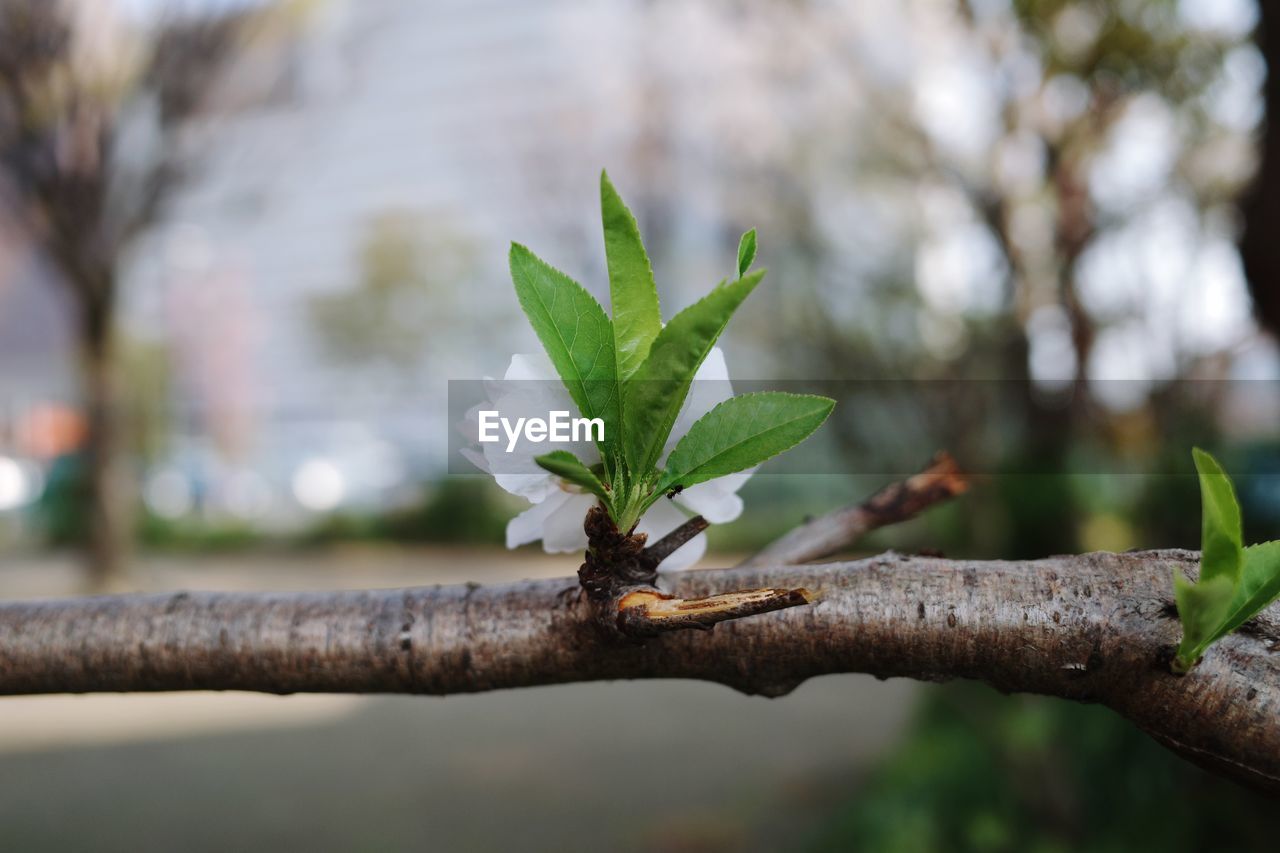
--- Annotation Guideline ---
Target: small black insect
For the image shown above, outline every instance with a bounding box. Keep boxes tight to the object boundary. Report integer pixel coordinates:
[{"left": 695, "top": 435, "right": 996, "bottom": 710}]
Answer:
[{"left": 666, "top": 485, "right": 684, "bottom": 499}]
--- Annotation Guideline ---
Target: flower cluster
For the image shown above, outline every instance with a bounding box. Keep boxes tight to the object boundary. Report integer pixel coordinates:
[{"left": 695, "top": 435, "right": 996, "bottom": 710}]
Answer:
[
  {"left": 465, "top": 348, "right": 750, "bottom": 570},
  {"left": 463, "top": 170, "right": 833, "bottom": 571}
]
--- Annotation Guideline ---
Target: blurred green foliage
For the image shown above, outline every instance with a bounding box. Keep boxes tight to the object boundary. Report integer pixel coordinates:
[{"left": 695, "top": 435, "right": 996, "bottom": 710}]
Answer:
[
  {"left": 40, "top": 476, "right": 516, "bottom": 553},
  {"left": 809, "top": 682, "right": 1280, "bottom": 853},
  {"left": 36, "top": 452, "right": 89, "bottom": 547},
  {"left": 138, "top": 513, "right": 262, "bottom": 552},
  {"left": 309, "top": 212, "right": 476, "bottom": 373},
  {"left": 302, "top": 477, "right": 512, "bottom": 546},
  {"left": 800, "top": 440, "right": 1280, "bottom": 848},
  {"left": 1013, "top": 0, "right": 1232, "bottom": 94}
]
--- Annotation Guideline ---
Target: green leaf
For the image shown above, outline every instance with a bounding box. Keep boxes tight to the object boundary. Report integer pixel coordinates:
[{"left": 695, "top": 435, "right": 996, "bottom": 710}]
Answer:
[
  {"left": 1216, "top": 540, "right": 1280, "bottom": 639},
  {"left": 508, "top": 243, "right": 619, "bottom": 461},
  {"left": 1193, "top": 448, "right": 1243, "bottom": 585},
  {"left": 655, "top": 393, "right": 834, "bottom": 499},
  {"left": 622, "top": 269, "right": 765, "bottom": 478},
  {"left": 736, "top": 228, "right": 757, "bottom": 278},
  {"left": 535, "top": 450, "right": 608, "bottom": 501},
  {"left": 1171, "top": 450, "right": 1278, "bottom": 673},
  {"left": 600, "top": 171, "right": 661, "bottom": 380},
  {"left": 1173, "top": 571, "right": 1237, "bottom": 673}
]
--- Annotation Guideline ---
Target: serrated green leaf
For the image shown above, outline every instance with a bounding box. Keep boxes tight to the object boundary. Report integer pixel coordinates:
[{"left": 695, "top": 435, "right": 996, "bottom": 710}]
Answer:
[
  {"left": 535, "top": 450, "right": 608, "bottom": 501},
  {"left": 1216, "top": 540, "right": 1280, "bottom": 639},
  {"left": 508, "top": 243, "right": 619, "bottom": 462},
  {"left": 1173, "top": 571, "right": 1236, "bottom": 673},
  {"left": 1172, "top": 450, "right": 1273, "bottom": 672},
  {"left": 1193, "top": 448, "right": 1242, "bottom": 585},
  {"left": 654, "top": 393, "right": 834, "bottom": 500},
  {"left": 736, "top": 228, "right": 757, "bottom": 278},
  {"left": 622, "top": 269, "right": 765, "bottom": 478},
  {"left": 601, "top": 171, "right": 661, "bottom": 380}
]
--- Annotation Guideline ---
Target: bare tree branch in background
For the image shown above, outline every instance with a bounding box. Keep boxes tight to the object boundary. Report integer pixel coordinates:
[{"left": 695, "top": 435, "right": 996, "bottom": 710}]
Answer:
[
  {"left": 741, "top": 451, "right": 967, "bottom": 568},
  {"left": 0, "top": 1, "right": 255, "bottom": 585}
]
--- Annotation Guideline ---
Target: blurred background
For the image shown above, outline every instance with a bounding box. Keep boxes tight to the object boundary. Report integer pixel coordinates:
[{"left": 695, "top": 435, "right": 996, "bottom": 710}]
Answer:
[{"left": 1, "top": 0, "right": 1280, "bottom": 850}]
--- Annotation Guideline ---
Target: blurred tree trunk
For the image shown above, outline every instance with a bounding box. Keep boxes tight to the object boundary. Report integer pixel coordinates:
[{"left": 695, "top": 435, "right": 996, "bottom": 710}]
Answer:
[
  {"left": 0, "top": 3, "right": 261, "bottom": 585},
  {"left": 1241, "top": 2, "right": 1280, "bottom": 338},
  {"left": 79, "top": 283, "right": 129, "bottom": 586}
]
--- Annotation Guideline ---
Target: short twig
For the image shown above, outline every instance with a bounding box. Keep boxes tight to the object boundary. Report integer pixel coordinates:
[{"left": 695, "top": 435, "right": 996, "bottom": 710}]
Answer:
[
  {"left": 740, "top": 451, "right": 968, "bottom": 568},
  {"left": 641, "top": 515, "right": 709, "bottom": 570}
]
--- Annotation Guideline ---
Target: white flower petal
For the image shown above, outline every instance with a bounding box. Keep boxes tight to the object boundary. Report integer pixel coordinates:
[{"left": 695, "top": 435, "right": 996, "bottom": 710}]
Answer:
[
  {"left": 459, "top": 447, "right": 490, "bottom": 474},
  {"left": 460, "top": 403, "right": 483, "bottom": 438},
  {"left": 468, "top": 361, "right": 559, "bottom": 499},
  {"left": 674, "top": 483, "right": 744, "bottom": 524},
  {"left": 482, "top": 352, "right": 598, "bottom": 500},
  {"left": 635, "top": 496, "right": 687, "bottom": 539},
  {"left": 483, "top": 343, "right": 754, "bottom": 561},
  {"left": 663, "top": 346, "right": 734, "bottom": 461},
  {"left": 694, "top": 346, "right": 731, "bottom": 382},
  {"left": 493, "top": 471, "right": 559, "bottom": 502},
  {"left": 541, "top": 493, "right": 596, "bottom": 552},
  {"left": 710, "top": 469, "right": 754, "bottom": 495},
  {"left": 504, "top": 353, "right": 557, "bottom": 381},
  {"left": 658, "top": 531, "right": 706, "bottom": 572},
  {"left": 506, "top": 491, "right": 573, "bottom": 549}
]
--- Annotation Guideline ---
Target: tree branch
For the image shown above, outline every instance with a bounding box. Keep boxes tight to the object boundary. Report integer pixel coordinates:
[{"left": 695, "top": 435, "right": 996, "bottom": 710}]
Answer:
[
  {"left": 617, "top": 452, "right": 967, "bottom": 636},
  {"left": 617, "top": 586, "right": 812, "bottom": 635},
  {"left": 642, "top": 514, "right": 709, "bottom": 569},
  {"left": 581, "top": 506, "right": 811, "bottom": 636},
  {"left": 740, "top": 451, "right": 968, "bottom": 567},
  {"left": 1, "top": 550, "right": 1278, "bottom": 794}
]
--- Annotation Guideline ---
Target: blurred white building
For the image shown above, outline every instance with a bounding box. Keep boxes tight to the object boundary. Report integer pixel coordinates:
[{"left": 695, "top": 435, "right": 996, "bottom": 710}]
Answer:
[
  {"left": 120, "top": 0, "right": 775, "bottom": 522},
  {"left": 116, "top": 0, "right": 681, "bottom": 520},
  {"left": 1, "top": 0, "right": 1272, "bottom": 525}
]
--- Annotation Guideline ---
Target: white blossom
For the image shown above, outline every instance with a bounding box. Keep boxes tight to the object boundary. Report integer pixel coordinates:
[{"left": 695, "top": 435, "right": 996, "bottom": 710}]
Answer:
[{"left": 464, "top": 348, "right": 751, "bottom": 571}]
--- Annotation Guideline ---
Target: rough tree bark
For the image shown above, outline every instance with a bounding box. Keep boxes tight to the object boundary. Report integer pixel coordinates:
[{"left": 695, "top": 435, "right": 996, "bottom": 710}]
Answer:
[
  {"left": 0, "top": 549, "right": 1276, "bottom": 795},
  {"left": 0, "top": 454, "right": 1276, "bottom": 796}
]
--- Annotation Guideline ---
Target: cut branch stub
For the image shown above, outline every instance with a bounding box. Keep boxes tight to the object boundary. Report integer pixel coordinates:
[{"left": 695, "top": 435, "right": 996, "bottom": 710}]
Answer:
[
  {"left": 579, "top": 505, "right": 810, "bottom": 637},
  {"left": 617, "top": 587, "right": 814, "bottom": 636}
]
